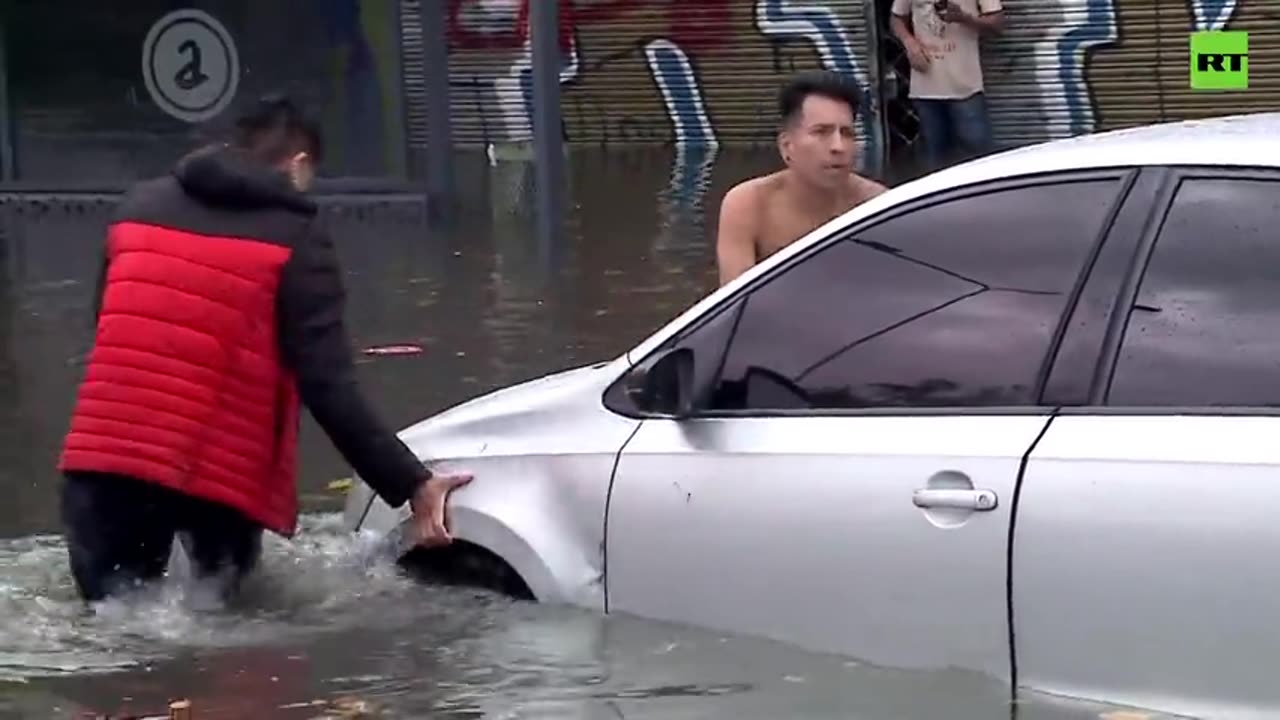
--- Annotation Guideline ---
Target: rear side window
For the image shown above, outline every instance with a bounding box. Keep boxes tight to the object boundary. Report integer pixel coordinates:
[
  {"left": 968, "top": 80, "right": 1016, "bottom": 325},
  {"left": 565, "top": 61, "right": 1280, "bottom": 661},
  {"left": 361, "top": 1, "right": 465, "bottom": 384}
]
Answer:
[{"left": 1108, "top": 177, "right": 1280, "bottom": 407}]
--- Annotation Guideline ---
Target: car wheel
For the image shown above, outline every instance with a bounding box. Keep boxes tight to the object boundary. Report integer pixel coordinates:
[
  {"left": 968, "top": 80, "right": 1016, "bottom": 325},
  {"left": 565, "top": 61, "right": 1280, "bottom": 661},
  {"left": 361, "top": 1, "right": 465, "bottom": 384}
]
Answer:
[{"left": 397, "top": 540, "right": 536, "bottom": 601}]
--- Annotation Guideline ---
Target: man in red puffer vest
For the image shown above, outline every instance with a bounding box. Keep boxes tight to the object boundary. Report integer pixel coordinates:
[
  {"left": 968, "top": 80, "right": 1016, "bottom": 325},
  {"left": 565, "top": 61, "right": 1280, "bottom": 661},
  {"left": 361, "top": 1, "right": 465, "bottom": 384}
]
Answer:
[{"left": 58, "top": 94, "right": 473, "bottom": 603}]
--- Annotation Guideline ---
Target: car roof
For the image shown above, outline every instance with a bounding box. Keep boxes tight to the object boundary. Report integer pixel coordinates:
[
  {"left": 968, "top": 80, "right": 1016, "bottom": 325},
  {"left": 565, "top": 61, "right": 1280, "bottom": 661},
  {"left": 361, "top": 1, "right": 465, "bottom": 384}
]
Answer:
[
  {"left": 623, "top": 111, "right": 1280, "bottom": 365},
  {"left": 930, "top": 110, "right": 1280, "bottom": 187}
]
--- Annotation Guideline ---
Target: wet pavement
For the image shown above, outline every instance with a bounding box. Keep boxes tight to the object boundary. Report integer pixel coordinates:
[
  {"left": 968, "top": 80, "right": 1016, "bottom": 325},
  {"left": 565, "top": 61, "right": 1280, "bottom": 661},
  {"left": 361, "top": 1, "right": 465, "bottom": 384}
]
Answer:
[{"left": 0, "top": 148, "right": 1162, "bottom": 718}]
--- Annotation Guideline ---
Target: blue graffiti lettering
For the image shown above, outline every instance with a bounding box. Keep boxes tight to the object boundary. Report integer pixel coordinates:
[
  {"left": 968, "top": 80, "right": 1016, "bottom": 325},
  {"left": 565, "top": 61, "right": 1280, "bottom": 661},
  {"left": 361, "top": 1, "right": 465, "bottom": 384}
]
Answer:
[
  {"left": 1189, "top": 0, "right": 1239, "bottom": 31},
  {"left": 1056, "top": 0, "right": 1118, "bottom": 136},
  {"left": 643, "top": 39, "right": 717, "bottom": 148}
]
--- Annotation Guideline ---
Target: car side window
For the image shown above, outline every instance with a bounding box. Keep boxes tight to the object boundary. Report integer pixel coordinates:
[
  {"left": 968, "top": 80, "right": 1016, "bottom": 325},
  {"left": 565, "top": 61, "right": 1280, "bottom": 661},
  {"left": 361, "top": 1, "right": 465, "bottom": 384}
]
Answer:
[
  {"left": 696, "top": 178, "right": 1124, "bottom": 411},
  {"left": 1107, "top": 177, "right": 1280, "bottom": 407}
]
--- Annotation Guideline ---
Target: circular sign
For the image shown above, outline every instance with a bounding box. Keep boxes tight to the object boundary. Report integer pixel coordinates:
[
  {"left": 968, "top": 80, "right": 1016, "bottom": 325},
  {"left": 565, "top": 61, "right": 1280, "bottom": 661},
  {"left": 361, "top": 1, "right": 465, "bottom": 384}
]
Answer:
[{"left": 140, "top": 9, "right": 239, "bottom": 123}]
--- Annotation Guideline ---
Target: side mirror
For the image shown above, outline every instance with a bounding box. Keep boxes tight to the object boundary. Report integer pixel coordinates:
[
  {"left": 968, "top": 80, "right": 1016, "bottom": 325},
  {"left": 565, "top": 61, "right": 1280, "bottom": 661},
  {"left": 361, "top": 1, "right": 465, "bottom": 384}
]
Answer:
[{"left": 625, "top": 347, "right": 695, "bottom": 418}]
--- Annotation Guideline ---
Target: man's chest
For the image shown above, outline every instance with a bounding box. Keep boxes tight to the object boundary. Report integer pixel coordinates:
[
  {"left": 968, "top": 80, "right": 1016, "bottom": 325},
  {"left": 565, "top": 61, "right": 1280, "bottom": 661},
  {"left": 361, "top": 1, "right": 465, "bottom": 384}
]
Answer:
[
  {"left": 910, "top": 0, "right": 981, "bottom": 15},
  {"left": 757, "top": 205, "right": 841, "bottom": 259}
]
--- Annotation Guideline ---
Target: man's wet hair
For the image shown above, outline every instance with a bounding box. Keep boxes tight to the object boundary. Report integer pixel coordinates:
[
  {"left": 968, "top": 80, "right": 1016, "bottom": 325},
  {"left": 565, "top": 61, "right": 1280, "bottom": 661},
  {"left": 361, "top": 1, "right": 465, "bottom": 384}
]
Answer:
[
  {"left": 778, "top": 71, "right": 863, "bottom": 127},
  {"left": 231, "top": 93, "right": 324, "bottom": 165}
]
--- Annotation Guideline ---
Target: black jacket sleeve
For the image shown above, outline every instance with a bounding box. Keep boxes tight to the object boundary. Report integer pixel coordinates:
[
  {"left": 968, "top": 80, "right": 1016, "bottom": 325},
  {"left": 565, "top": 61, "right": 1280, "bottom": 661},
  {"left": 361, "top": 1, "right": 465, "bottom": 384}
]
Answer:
[{"left": 276, "top": 219, "right": 431, "bottom": 508}]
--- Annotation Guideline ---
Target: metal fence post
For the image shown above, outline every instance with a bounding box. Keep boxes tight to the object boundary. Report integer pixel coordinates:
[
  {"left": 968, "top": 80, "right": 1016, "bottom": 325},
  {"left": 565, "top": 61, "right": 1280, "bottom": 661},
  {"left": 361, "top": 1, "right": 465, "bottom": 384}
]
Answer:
[{"left": 530, "top": 0, "right": 564, "bottom": 259}]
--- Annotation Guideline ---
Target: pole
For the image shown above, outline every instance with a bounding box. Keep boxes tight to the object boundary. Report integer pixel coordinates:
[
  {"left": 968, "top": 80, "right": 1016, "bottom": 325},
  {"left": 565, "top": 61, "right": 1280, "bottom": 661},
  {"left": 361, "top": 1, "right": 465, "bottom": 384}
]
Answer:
[
  {"left": 0, "top": 23, "right": 15, "bottom": 181},
  {"left": 419, "top": 0, "right": 455, "bottom": 223},
  {"left": 863, "top": 0, "right": 889, "bottom": 181},
  {"left": 529, "top": 0, "right": 564, "bottom": 258}
]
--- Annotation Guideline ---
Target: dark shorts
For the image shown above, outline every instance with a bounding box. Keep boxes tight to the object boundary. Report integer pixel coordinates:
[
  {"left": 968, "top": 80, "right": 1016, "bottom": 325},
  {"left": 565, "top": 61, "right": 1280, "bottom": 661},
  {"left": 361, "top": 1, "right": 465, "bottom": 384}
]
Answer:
[{"left": 60, "top": 471, "right": 263, "bottom": 603}]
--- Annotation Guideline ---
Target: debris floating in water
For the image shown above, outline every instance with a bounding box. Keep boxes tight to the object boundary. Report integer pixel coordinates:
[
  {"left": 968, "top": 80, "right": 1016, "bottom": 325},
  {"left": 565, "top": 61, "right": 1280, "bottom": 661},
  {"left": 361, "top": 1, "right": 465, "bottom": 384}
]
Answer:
[
  {"left": 361, "top": 344, "right": 424, "bottom": 357},
  {"left": 89, "top": 698, "right": 193, "bottom": 720},
  {"left": 328, "top": 696, "right": 379, "bottom": 717}
]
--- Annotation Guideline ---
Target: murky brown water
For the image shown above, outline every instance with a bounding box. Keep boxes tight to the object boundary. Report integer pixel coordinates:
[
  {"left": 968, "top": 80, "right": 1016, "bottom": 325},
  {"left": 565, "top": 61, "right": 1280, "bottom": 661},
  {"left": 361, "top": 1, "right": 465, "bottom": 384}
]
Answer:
[
  {"left": 0, "top": 147, "right": 747, "bottom": 537},
  {"left": 0, "top": 149, "right": 1157, "bottom": 718}
]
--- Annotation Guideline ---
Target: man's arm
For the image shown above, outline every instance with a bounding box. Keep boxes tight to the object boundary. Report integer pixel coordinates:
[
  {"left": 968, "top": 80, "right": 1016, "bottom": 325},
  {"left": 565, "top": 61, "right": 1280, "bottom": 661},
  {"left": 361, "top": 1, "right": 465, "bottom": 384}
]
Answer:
[
  {"left": 276, "top": 221, "right": 429, "bottom": 509},
  {"left": 888, "top": 1, "right": 931, "bottom": 71},
  {"left": 716, "top": 182, "right": 760, "bottom": 287},
  {"left": 960, "top": 10, "right": 1006, "bottom": 33},
  {"left": 948, "top": 0, "right": 1006, "bottom": 34},
  {"left": 889, "top": 13, "right": 914, "bottom": 46}
]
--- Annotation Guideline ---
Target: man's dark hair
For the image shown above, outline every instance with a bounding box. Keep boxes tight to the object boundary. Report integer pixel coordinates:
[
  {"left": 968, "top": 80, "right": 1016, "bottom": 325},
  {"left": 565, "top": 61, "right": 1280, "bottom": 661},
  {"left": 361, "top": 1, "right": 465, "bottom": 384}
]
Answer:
[
  {"left": 231, "top": 93, "right": 325, "bottom": 165},
  {"left": 778, "top": 71, "right": 863, "bottom": 127}
]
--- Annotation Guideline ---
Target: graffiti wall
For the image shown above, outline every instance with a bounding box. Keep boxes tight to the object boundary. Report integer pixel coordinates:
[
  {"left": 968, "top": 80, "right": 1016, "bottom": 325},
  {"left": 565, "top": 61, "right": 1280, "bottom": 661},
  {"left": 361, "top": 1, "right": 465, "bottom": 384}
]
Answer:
[
  {"left": 987, "top": 0, "right": 1278, "bottom": 146},
  {"left": 444, "top": 0, "right": 884, "bottom": 171},
  {"left": 1, "top": 0, "right": 1273, "bottom": 187},
  {"left": 440, "top": 0, "right": 1279, "bottom": 171}
]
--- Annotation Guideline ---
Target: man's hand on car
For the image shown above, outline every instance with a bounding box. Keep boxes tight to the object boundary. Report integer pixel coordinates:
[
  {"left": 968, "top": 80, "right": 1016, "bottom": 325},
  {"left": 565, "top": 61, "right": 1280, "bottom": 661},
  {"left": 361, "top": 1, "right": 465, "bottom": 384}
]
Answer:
[{"left": 409, "top": 471, "right": 474, "bottom": 548}]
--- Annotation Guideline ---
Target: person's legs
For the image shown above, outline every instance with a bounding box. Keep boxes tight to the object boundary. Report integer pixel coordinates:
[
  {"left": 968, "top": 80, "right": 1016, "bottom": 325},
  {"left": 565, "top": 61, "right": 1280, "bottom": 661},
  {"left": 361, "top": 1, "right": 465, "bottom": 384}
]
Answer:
[
  {"left": 911, "top": 98, "right": 953, "bottom": 173},
  {"left": 950, "top": 92, "right": 995, "bottom": 162},
  {"left": 180, "top": 496, "right": 263, "bottom": 603},
  {"left": 60, "top": 472, "right": 176, "bottom": 602}
]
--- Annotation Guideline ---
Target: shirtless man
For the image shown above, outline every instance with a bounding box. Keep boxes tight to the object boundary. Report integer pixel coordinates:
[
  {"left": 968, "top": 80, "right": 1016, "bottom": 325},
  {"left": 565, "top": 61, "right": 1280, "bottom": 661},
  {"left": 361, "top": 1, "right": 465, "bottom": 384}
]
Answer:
[{"left": 716, "top": 71, "right": 888, "bottom": 286}]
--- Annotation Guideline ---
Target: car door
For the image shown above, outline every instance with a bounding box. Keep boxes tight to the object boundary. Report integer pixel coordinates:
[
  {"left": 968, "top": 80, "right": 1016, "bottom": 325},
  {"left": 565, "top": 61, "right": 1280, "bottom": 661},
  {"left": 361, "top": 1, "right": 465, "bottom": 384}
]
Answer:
[
  {"left": 603, "top": 168, "right": 1138, "bottom": 681},
  {"left": 1015, "top": 168, "right": 1280, "bottom": 718}
]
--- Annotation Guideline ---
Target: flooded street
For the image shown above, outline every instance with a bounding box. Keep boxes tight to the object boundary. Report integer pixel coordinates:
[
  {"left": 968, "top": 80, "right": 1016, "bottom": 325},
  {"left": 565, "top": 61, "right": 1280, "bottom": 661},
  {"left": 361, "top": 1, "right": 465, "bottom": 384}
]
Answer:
[
  {"left": 0, "top": 147, "right": 753, "bottom": 538},
  {"left": 0, "top": 148, "right": 1152, "bottom": 718},
  {"left": 0, "top": 516, "right": 1143, "bottom": 720}
]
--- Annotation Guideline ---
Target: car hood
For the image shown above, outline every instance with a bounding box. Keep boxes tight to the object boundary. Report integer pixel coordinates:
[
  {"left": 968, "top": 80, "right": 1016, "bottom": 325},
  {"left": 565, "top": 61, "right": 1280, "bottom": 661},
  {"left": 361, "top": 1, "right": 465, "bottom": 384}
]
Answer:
[{"left": 397, "top": 359, "right": 624, "bottom": 453}]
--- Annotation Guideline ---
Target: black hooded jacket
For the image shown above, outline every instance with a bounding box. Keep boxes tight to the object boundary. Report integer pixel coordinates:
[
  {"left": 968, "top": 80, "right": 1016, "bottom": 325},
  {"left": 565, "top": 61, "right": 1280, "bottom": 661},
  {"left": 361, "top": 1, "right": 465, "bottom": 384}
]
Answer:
[{"left": 87, "top": 144, "right": 431, "bottom": 512}]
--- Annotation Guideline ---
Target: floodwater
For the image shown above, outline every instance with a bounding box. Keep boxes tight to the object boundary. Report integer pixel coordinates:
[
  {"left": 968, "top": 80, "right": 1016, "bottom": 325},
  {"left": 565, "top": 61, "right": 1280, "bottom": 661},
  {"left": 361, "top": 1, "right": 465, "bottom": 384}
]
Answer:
[{"left": 0, "top": 148, "right": 1166, "bottom": 718}]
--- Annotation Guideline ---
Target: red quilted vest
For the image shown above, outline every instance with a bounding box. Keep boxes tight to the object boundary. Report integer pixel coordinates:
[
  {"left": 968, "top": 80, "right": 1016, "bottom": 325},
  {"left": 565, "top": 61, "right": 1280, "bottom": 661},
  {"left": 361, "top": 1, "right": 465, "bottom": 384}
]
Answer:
[{"left": 59, "top": 220, "right": 303, "bottom": 537}]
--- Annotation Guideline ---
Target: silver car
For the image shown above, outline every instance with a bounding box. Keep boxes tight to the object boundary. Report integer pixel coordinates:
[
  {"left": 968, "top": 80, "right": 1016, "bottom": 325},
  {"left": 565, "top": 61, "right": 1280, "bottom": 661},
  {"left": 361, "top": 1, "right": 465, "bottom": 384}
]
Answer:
[{"left": 345, "top": 111, "right": 1280, "bottom": 719}]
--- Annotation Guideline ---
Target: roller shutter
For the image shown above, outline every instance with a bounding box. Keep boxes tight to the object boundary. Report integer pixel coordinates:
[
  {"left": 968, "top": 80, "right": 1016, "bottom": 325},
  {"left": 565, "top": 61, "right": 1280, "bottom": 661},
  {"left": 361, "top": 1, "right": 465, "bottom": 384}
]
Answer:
[
  {"left": 980, "top": 0, "right": 1080, "bottom": 148},
  {"left": 439, "top": 0, "right": 882, "bottom": 163},
  {"left": 983, "top": 0, "right": 1278, "bottom": 150},
  {"left": 1082, "top": 0, "right": 1278, "bottom": 131},
  {"left": 408, "top": 1, "right": 1277, "bottom": 162},
  {"left": 399, "top": 0, "right": 431, "bottom": 152}
]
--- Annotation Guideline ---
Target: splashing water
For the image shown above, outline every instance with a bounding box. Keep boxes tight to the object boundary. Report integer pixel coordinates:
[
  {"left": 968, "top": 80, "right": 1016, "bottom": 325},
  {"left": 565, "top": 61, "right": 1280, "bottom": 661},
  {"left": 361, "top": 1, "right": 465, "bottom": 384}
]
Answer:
[
  {"left": 0, "top": 516, "right": 1183, "bottom": 719},
  {"left": 0, "top": 513, "right": 417, "bottom": 682}
]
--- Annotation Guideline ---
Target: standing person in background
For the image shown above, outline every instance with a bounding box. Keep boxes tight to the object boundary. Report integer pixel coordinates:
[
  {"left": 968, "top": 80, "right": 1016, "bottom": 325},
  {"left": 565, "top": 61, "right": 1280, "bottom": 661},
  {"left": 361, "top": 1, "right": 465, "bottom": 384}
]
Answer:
[
  {"left": 57, "top": 94, "right": 474, "bottom": 604},
  {"left": 716, "top": 71, "right": 887, "bottom": 287},
  {"left": 890, "top": 0, "right": 1006, "bottom": 172}
]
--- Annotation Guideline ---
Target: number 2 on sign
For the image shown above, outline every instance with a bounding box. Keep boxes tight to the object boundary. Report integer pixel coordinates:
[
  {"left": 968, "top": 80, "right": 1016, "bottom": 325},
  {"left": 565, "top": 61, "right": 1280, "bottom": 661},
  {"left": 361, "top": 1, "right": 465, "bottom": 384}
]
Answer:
[{"left": 174, "top": 39, "right": 209, "bottom": 91}]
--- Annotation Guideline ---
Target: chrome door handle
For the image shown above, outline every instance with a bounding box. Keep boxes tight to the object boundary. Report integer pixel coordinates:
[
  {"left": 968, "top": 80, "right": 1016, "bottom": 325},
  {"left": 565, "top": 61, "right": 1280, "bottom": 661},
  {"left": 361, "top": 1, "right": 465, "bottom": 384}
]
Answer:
[{"left": 912, "top": 488, "right": 998, "bottom": 511}]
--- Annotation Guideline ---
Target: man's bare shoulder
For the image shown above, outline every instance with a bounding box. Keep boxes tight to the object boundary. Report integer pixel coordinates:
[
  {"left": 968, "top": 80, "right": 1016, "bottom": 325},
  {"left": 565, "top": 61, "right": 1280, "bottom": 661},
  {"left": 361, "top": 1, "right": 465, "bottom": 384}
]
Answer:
[
  {"left": 849, "top": 173, "right": 889, "bottom": 203},
  {"left": 723, "top": 172, "right": 785, "bottom": 207},
  {"left": 717, "top": 174, "right": 785, "bottom": 284}
]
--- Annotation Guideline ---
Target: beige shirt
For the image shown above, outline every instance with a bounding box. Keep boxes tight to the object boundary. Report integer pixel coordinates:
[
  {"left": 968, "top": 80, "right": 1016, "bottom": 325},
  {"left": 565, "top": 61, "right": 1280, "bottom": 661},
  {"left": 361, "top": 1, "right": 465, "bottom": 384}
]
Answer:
[{"left": 891, "top": 0, "right": 1002, "bottom": 100}]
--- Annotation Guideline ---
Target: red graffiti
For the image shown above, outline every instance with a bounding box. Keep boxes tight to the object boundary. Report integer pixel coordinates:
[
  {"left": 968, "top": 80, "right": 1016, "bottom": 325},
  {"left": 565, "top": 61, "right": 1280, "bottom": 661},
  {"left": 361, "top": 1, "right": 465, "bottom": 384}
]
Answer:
[
  {"left": 668, "top": 0, "right": 732, "bottom": 52},
  {"left": 447, "top": 0, "right": 609, "bottom": 52},
  {"left": 446, "top": 0, "right": 536, "bottom": 50},
  {"left": 446, "top": 0, "right": 731, "bottom": 53}
]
